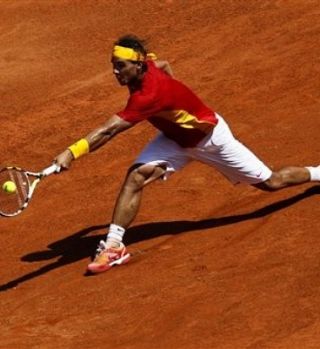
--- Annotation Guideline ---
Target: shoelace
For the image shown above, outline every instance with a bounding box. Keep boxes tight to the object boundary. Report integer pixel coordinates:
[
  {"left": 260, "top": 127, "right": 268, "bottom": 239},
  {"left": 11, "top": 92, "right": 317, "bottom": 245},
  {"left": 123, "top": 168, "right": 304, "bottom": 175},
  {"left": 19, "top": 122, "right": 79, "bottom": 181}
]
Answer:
[
  {"left": 95, "top": 240, "right": 122, "bottom": 261},
  {"left": 96, "top": 240, "right": 107, "bottom": 254}
]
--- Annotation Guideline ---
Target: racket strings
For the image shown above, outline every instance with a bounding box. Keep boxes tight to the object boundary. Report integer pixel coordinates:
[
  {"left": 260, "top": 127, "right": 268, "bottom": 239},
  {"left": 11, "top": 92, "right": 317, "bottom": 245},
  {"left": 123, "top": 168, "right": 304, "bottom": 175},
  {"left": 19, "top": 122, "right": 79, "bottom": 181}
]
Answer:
[
  {"left": 0, "top": 168, "right": 30, "bottom": 216},
  {"left": 14, "top": 170, "right": 28, "bottom": 203}
]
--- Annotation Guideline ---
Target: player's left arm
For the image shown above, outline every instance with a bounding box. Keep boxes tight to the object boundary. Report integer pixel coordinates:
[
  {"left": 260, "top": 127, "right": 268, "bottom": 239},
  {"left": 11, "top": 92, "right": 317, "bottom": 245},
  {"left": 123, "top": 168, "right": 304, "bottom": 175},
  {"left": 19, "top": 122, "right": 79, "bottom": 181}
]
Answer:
[
  {"left": 154, "top": 60, "right": 174, "bottom": 77},
  {"left": 55, "top": 114, "right": 133, "bottom": 169}
]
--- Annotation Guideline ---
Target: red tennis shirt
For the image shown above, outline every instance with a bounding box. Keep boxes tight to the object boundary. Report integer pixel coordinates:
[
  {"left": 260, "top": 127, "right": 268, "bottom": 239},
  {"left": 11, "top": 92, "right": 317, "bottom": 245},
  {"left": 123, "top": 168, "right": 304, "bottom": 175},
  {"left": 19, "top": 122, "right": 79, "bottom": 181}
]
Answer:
[{"left": 117, "top": 60, "right": 218, "bottom": 148}]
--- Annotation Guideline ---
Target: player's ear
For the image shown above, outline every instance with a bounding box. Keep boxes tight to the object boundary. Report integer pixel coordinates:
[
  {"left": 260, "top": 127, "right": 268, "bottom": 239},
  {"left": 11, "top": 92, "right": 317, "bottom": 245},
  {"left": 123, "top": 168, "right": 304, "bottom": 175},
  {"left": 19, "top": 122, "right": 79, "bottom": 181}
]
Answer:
[{"left": 137, "top": 62, "right": 143, "bottom": 72}]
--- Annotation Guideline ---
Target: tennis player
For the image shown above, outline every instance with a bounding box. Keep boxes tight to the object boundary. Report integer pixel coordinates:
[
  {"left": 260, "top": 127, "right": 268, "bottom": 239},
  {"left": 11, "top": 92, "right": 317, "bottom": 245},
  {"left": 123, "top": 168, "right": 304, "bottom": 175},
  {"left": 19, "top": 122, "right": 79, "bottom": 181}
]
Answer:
[{"left": 55, "top": 34, "right": 320, "bottom": 273}]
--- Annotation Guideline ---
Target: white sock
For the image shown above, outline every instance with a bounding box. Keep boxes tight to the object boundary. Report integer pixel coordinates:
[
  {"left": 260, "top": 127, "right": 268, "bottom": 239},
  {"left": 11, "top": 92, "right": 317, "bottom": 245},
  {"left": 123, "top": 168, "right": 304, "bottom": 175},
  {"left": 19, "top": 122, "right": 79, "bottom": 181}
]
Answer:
[
  {"left": 306, "top": 166, "right": 320, "bottom": 181},
  {"left": 106, "top": 224, "right": 125, "bottom": 244}
]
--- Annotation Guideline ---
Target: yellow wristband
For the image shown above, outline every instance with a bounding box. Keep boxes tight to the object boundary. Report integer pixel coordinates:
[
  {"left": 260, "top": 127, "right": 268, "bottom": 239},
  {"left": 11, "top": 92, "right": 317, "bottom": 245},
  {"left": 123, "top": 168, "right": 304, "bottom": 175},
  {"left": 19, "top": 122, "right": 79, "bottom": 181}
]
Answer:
[{"left": 68, "top": 138, "right": 89, "bottom": 159}]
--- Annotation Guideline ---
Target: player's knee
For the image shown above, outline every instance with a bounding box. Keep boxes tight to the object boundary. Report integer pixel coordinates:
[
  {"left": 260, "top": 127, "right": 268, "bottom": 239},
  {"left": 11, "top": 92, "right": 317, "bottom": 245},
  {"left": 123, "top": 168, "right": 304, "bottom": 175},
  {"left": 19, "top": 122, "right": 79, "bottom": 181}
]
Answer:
[
  {"left": 125, "top": 164, "right": 165, "bottom": 190},
  {"left": 257, "top": 172, "right": 284, "bottom": 191},
  {"left": 125, "top": 166, "right": 146, "bottom": 190}
]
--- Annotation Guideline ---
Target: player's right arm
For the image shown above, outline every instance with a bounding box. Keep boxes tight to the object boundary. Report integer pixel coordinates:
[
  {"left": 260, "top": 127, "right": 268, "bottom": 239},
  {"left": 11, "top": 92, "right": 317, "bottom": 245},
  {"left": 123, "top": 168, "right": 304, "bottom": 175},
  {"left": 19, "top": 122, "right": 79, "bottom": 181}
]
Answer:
[
  {"left": 55, "top": 114, "right": 133, "bottom": 169},
  {"left": 154, "top": 60, "right": 174, "bottom": 77},
  {"left": 86, "top": 114, "right": 132, "bottom": 151}
]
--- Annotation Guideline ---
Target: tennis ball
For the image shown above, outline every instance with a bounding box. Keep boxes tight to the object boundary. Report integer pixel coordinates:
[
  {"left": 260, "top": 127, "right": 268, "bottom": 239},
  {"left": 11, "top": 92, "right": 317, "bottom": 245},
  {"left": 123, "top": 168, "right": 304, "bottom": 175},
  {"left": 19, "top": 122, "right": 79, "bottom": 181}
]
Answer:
[{"left": 2, "top": 181, "right": 17, "bottom": 194}]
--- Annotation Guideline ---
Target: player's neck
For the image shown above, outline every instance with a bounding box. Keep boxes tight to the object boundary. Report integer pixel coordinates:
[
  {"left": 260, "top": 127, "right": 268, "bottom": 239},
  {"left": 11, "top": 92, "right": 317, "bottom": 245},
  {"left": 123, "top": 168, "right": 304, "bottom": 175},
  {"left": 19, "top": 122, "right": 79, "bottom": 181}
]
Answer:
[{"left": 128, "top": 72, "right": 145, "bottom": 92}]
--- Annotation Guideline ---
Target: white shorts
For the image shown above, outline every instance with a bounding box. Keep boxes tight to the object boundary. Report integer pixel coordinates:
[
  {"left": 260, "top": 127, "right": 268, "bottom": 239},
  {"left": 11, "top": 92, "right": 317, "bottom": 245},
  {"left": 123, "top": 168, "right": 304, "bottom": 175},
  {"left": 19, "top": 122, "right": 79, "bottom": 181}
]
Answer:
[{"left": 134, "top": 114, "right": 272, "bottom": 184}]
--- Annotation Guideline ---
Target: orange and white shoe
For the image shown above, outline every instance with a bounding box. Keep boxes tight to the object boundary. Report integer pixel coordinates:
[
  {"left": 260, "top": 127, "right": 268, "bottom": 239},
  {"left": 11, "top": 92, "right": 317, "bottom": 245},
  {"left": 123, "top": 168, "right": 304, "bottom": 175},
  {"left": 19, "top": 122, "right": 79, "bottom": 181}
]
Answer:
[{"left": 87, "top": 240, "right": 130, "bottom": 274}]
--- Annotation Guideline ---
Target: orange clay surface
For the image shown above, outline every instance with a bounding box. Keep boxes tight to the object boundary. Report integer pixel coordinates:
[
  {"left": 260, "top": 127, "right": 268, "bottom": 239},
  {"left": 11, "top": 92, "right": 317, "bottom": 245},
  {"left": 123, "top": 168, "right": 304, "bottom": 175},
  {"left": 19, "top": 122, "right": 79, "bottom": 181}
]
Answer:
[{"left": 0, "top": 1, "right": 320, "bottom": 348}]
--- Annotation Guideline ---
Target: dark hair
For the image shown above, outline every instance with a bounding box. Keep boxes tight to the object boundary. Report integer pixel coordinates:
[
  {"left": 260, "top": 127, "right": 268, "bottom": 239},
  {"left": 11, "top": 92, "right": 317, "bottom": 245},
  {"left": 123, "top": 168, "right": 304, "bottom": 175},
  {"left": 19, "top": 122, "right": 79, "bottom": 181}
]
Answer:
[{"left": 114, "top": 34, "right": 148, "bottom": 56}]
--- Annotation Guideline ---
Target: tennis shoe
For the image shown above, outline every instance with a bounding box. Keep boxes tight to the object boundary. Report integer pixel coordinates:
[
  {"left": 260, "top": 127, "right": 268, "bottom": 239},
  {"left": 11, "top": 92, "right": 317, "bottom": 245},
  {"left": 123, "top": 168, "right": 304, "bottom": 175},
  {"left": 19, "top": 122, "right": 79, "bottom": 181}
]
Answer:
[{"left": 87, "top": 240, "right": 130, "bottom": 274}]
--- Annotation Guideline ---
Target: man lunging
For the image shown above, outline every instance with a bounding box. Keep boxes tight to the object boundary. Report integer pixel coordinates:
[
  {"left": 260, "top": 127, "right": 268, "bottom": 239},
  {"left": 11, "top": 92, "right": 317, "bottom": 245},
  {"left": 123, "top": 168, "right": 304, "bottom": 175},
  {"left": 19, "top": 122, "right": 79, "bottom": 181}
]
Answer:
[{"left": 55, "top": 35, "right": 320, "bottom": 273}]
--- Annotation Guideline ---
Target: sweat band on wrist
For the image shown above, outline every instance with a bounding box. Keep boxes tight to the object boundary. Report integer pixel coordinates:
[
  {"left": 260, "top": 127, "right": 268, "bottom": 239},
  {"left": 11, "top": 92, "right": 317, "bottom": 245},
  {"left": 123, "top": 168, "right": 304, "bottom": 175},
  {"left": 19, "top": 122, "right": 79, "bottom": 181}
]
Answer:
[{"left": 68, "top": 138, "right": 89, "bottom": 159}]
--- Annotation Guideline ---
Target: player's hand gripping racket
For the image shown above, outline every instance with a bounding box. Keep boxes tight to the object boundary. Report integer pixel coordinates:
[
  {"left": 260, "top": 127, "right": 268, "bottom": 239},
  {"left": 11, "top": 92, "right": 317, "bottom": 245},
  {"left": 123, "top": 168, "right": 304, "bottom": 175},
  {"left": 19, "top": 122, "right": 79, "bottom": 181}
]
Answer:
[{"left": 0, "top": 163, "right": 60, "bottom": 217}]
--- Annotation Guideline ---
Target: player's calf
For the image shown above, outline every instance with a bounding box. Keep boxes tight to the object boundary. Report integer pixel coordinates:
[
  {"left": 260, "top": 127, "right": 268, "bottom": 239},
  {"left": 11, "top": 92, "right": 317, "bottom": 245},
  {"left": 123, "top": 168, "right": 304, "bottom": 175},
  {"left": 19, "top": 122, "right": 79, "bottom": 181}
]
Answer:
[{"left": 256, "top": 166, "right": 316, "bottom": 191}]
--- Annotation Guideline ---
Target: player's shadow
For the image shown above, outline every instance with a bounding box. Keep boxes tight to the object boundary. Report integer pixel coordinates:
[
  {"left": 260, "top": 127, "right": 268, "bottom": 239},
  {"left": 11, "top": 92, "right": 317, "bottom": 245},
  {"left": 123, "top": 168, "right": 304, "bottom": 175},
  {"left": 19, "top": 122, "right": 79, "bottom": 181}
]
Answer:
[{"left": 0, "top": 185, "right": 319, "bottom": 292}]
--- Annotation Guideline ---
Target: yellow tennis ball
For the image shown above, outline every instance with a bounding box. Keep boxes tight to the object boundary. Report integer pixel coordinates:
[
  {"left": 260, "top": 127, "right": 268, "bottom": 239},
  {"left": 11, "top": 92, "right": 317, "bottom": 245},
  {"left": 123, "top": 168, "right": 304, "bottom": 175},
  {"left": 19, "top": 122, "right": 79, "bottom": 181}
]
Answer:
[{"left": 2, "top": 181, "right": 17, "bottom": 194}]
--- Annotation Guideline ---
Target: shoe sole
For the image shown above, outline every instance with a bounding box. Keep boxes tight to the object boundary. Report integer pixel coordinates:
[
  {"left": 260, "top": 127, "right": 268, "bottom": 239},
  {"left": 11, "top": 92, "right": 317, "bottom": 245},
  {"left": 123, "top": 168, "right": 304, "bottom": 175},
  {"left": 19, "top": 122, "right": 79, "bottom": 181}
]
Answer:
[{"left": 87, "top": 253, "right": 131, "bottom": 274}]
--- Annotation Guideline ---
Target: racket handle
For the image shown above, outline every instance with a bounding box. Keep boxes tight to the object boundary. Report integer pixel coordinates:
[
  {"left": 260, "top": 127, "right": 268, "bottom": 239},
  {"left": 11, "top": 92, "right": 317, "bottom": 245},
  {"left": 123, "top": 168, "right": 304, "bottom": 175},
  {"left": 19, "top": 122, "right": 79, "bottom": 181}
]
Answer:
[{"left": 42, "top": 163, "right": 61, "bottom": 176}]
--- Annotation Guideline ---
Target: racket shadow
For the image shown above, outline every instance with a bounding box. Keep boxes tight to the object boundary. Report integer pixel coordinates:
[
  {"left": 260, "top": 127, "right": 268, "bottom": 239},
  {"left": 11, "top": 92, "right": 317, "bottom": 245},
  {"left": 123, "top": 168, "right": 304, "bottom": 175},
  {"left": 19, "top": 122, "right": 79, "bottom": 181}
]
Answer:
[
  {"left": 0, "top": 185, "right": 319, "bottom": 292},
  {"left": 0, "top": 225, "right": 107, "bottom": 292}
]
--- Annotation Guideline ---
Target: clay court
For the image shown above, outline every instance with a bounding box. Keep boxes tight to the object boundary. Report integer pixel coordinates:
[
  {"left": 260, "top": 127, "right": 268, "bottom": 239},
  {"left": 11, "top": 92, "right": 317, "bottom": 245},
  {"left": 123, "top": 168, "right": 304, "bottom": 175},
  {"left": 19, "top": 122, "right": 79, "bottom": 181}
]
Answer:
[{"left": 0, "top": 1, "right": 319, "bottom": 348}]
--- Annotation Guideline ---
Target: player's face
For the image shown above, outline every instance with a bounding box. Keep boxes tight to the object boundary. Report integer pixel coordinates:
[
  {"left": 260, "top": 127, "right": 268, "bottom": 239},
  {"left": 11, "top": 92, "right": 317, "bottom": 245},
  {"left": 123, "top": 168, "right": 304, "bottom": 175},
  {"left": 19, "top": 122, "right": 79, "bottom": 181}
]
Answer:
[{"left": 112, "top": 57, "right": 141, "bottom": 86}]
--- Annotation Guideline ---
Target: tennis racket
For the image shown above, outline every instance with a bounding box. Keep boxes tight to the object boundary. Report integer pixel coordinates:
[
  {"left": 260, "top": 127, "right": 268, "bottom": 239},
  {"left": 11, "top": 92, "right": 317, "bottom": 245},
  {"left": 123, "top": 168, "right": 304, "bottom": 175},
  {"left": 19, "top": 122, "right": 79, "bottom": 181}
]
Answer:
[{"left": 0, "top": 163, "right": 61, "bottom": 217}]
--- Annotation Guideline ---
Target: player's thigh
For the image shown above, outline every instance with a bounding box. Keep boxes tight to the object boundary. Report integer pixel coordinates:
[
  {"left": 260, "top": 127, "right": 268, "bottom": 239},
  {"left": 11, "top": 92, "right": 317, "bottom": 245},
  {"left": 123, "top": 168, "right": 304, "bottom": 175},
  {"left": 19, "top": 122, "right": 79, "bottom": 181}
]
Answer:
[
  {"left": 190, "top": 114, "right": 271, "bottom": 184},
  {"left": 134, "top": 133, "right": 191, "bottom": 180},
  {"left": 197, "top": 139, "right": 272, "bottom": 184}
]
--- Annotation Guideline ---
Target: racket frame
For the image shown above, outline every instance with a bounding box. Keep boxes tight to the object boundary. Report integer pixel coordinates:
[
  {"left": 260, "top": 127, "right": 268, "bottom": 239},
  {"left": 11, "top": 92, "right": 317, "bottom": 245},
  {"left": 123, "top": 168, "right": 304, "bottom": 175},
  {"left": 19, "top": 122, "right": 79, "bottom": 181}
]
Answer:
[{"left": 0, "top": 163, "right": 60, "bottom": 217}]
